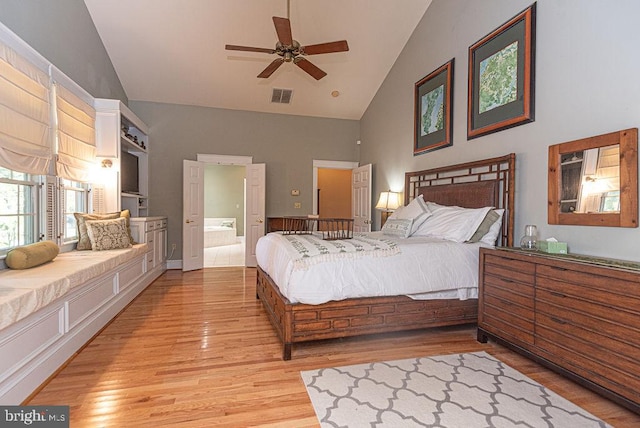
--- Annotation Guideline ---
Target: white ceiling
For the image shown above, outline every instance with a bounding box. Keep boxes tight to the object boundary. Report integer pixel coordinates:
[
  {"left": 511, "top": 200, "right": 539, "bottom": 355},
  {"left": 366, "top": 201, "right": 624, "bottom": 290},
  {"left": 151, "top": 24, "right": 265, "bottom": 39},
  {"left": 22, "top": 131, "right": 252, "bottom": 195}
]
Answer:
[{"left": 84, "top": 0, "right": 431, "bottom": 120}]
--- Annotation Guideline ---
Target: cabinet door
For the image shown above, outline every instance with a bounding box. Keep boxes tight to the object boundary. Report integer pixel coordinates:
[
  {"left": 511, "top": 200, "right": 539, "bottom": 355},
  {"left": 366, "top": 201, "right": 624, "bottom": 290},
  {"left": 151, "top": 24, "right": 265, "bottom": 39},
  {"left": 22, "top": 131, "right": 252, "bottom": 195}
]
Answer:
[
  {"left": 145, "top": 231, "right": 155, "bottom": 267},
  {"left": 155, "top": 227, "right": 167, "bottom": 264},
  {"left": 479, "top": 250, "right": 535, "bottom": 346}
]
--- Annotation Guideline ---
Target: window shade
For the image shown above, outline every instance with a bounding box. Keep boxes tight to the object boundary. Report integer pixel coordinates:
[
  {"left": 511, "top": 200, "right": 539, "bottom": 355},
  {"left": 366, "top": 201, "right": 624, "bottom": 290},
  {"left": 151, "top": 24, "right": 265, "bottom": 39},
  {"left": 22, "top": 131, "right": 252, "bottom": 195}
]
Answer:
[
  {"left": 55, "top": 84, "right": 96, "bottom": 182},
  {"left": 0, "top": 40, "right": 51, "bottom": 175}
]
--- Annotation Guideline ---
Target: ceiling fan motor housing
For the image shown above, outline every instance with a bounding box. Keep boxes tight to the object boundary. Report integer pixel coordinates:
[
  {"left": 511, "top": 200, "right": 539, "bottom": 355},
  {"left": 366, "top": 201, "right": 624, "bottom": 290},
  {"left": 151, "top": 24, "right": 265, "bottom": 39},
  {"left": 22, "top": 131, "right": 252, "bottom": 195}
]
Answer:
[{"left": 276, "top": 40, "right": 301, "bottom": 62}]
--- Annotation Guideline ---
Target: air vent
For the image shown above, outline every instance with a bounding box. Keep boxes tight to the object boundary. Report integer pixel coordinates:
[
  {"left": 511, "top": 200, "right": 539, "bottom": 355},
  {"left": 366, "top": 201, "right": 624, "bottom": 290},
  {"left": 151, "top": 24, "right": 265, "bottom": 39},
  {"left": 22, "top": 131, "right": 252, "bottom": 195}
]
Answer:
[{"left": 271, "top": 88, "right": 293, "bottom": 104}]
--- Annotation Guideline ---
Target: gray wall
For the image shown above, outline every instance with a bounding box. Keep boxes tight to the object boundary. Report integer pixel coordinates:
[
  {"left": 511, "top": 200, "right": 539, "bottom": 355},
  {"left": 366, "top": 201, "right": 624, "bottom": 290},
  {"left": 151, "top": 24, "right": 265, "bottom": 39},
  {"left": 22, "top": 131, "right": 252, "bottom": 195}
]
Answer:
[
  {"left": 5, "top": 0, "right": 638, "bottom": 262},
  {"left": 0, "top": 0, "right": 127, "bottom": 103},
  {"left": 204, "top": 165, "right": 246, "bottom": 236},
  {"left": 361, "top": 0, "right": 640, "bottom": 262},
  {"left": 130, "top": 101, "right": 360, "bottom": 260}
]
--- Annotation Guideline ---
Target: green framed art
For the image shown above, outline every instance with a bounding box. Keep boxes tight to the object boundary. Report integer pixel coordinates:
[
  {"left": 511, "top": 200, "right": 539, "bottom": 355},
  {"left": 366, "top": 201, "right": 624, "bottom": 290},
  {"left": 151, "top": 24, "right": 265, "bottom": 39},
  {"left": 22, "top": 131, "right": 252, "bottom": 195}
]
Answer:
[
  {"left": 414, "top": 59, "right": 454, "bottom": 156},
  {"left": 467, "top": 3, "right": 536, "bottom": 139}
]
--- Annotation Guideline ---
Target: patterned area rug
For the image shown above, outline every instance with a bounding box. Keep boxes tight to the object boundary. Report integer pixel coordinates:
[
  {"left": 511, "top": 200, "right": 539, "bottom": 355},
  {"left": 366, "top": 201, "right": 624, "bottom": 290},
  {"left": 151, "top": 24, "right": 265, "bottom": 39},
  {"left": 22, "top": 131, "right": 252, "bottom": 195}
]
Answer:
[{"left": 301, "top": 351, "right": 610, "bottom": 427}]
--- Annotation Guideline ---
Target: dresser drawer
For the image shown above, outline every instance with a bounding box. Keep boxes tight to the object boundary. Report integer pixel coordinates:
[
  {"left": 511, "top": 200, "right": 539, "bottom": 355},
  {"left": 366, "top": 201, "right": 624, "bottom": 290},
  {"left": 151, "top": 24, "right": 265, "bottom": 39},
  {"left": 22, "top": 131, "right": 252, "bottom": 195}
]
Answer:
[
  {"left": 536, "top": 287, "right": 640, "bottom": 344},
  {"left": 483, "top": 255, "right": 535, "bottom": 285},
  {"left": 536, "top": 326, "right": 640, "bottom": 402},
  {"left": 537, "top": 264, "right": 640, "bottom": 299},
  {"left": 483, "top": 274, "right": 534, "bottom": 305},
  {"left": 536, "top": 273, "right": 640, "bottom": 314}
]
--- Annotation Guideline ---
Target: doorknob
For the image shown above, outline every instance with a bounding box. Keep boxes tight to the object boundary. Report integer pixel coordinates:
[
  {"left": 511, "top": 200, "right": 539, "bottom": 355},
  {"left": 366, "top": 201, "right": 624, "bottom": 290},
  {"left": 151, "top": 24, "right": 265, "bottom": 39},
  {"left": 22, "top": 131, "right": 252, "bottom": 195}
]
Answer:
[
  {"left": 257, "top": 218, "right": 264, "bottom": 223},
  {"left": 185, "top": 219, "right": 191, "bottom": 224}
]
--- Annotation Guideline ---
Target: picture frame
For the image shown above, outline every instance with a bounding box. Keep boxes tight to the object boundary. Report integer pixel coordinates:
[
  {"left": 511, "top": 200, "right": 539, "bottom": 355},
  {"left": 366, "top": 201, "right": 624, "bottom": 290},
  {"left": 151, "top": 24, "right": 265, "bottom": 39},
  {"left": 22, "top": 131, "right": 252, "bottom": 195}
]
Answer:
[
  {"left": 467, "top": 3, "right": 536, "bottom": 140},
  {"left": 414, "top": 59, "right": 454, "bottom": 156}
]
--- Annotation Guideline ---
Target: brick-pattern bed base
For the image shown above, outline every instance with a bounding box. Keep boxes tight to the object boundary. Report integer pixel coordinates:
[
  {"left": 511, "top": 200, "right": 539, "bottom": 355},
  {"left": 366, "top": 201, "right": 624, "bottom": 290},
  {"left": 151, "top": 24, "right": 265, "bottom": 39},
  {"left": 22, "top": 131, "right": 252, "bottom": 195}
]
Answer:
[{"left": 256, "top": 266, "right": 478, "bottom": 360}]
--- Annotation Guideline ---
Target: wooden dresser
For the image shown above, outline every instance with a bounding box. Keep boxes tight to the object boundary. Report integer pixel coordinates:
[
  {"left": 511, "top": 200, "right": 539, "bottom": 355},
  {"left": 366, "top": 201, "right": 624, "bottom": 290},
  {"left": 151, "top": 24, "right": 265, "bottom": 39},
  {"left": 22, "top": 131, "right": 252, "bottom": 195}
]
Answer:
[{"left": 478, "top": 247, "right": 640, "bottom": 413}]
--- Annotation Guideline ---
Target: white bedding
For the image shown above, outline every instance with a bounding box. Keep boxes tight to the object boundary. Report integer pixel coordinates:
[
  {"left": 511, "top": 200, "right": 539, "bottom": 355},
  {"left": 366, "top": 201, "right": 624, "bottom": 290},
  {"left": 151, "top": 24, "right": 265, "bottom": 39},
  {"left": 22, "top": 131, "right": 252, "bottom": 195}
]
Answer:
[{"left": 256, "top": 232, "right": 488, "bottom": 305}]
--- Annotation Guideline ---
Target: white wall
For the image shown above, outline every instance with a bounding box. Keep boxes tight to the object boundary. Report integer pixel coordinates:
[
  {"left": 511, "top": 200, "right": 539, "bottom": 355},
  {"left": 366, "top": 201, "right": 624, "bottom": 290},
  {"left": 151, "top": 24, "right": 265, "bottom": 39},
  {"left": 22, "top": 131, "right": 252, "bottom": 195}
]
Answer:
[{"left": 361, "top": 0, "right": 640, "bottom": 261}]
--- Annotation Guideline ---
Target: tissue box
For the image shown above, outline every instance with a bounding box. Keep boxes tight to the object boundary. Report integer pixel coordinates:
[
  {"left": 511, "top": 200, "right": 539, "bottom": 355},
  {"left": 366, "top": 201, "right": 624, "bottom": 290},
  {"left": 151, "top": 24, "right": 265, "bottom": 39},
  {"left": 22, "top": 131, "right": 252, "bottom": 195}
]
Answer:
[{"left": 538, "top": 241, "right": 568, "bottom": 254}]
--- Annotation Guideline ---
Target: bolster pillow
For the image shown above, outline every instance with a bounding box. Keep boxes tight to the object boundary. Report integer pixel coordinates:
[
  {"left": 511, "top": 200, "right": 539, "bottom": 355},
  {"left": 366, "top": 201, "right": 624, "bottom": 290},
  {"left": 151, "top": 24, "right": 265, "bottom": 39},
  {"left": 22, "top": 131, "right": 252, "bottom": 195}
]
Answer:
[{"left": 5, "top": 241, "right": 59, "bottom": 270}]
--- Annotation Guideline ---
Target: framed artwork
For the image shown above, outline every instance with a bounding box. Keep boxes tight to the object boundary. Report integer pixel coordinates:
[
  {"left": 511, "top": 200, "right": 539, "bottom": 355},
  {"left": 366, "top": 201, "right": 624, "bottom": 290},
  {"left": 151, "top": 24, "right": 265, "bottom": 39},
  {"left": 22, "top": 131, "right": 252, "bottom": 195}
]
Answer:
[
  {"left": 467, "top": 3, "right": 536, "bottom": 140},
  {"left": 414, "top": 59, "right": 454, "bottom": 156}
]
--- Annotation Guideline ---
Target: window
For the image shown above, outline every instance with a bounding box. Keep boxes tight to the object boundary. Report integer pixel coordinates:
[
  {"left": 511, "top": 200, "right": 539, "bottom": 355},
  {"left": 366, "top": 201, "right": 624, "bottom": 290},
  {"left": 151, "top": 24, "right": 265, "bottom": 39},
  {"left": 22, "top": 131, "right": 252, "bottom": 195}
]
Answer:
[
  {"left": 61, "top": 179, "right": 89, "bottom": 242},
  {"left": 0, "top": 167, "right": 38, "bottom": 254}
]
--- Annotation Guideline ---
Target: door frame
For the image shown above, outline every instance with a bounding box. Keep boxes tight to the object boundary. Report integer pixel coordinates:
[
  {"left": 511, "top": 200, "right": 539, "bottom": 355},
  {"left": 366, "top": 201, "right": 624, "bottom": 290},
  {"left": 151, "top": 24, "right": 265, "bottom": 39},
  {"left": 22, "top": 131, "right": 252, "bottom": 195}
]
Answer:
[
  {"left": 312, "top": 160, "right": 359, "bottom": 215},
  {"left": 187, "top": 154, "right": 255, "bottom": 268}
]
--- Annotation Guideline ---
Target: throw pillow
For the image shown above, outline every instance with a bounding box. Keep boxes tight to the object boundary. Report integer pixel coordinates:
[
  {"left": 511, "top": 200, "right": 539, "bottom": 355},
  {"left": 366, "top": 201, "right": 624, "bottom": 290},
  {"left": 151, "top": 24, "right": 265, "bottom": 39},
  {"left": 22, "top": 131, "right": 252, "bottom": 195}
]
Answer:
[
  {"left": 5, "top": 241, "right": 59, "bottom": 269},
  {"left": 392, "top": 195, "right": 431, "bottom": 235},
  {"left": 85, "top": 217, "right": 132, "bottom": 251},
  {"left": 381, "top": 218, "right": 414, "bottom": 238},
  {"left": 467, "top": 209, "right": 501, "bottom": 243},
  {"left": 75, "top": 209, "right": 133, "bottom": 250}
]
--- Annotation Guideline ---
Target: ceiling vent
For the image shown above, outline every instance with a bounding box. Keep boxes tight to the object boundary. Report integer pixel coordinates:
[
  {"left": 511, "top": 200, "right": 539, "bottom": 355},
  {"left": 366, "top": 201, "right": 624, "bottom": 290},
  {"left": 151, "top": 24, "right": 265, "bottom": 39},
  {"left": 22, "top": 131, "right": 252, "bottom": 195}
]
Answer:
[{"left": 271, "top": 88, "right": 293, "bottom": 104}]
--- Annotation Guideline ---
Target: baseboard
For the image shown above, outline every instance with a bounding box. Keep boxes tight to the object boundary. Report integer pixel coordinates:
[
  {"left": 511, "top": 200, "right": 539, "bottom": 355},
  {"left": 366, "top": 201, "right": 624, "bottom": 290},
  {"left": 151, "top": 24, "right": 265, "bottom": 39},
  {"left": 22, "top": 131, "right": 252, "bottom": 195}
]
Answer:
[{"left": 167, "top": 259, "right": 182, "bottom": 270}]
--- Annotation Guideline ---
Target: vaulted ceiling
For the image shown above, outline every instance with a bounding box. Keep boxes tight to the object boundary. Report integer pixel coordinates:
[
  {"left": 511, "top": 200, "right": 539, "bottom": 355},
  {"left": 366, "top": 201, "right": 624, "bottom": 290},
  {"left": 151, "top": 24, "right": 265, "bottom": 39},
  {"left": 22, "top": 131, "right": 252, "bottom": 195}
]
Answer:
[{"left": 84, "top": 0, "right": 431, "bottom": 120}]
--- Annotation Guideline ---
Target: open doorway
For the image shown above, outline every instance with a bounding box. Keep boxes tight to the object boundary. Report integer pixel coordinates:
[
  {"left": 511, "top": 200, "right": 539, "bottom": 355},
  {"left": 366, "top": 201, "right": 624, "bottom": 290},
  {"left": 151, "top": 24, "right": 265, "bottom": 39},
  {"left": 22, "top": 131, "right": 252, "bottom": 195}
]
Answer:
[
  {"left": 203, "top": 164, "right": 246, "bottom": 267},
  {"left": 317, "top": 168, "right": 352, "bottom": 218}
]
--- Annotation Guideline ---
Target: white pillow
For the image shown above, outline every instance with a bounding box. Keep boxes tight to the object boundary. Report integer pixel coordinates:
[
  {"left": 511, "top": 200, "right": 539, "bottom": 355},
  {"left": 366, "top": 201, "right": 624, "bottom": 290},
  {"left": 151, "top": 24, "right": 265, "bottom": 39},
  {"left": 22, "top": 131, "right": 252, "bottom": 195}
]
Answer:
[
  {"left": 413, "top": 204, "right": 493, "bottom": 242},
  {"left": 381, "top": 218, "right": 413, "bottom": 238},
  {"left": 391, "top": 195, "right": 432, "bottom": 235},
  {"left": 479, "top": 209, "right": 505, "bottom": 245}
]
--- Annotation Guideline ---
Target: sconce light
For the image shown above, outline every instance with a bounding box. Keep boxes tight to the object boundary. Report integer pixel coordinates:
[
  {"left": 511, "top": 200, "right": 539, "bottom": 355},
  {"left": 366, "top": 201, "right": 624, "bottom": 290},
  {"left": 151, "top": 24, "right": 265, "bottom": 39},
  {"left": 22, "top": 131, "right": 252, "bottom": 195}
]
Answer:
[
  {"left": 375, "top": 190, "right": 401, "bottom": 227},
  {"left": 101, "top": 159, "right": 113, "bottom": 168}
]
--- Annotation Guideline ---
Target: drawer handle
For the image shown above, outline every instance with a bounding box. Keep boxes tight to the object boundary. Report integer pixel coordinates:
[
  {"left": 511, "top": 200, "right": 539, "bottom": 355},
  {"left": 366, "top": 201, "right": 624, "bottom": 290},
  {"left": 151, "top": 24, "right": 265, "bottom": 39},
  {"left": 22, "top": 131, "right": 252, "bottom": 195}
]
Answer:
[
  {"left": 549, "top": 291, "right": 566, "bottom": 298},
  {"left": 550, "top": 317, "right": 567, "bottom": 325},
  {"left": 551, "top": 266, "right": 568, "bottom": 272}
]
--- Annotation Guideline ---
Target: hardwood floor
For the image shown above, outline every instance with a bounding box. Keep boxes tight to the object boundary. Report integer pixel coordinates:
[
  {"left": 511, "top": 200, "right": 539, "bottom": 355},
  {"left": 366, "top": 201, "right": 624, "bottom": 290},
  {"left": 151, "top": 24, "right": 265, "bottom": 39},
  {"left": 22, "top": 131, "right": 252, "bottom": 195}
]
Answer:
[{"left": 28, "top": 268, "right": 640, "bottom": 427}]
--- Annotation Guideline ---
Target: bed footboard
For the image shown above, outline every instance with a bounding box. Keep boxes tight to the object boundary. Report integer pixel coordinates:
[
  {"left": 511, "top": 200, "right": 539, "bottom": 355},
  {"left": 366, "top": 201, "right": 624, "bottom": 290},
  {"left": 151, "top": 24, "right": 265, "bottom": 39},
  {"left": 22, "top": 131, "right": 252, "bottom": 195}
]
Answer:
[{"left": 256, "top": 266, "right": 478, "bottom": 360}]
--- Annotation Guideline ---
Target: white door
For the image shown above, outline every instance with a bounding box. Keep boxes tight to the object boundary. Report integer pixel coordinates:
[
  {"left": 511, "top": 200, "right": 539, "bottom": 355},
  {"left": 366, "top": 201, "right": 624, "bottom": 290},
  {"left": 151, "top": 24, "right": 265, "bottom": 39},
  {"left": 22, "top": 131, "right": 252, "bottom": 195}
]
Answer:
[
  {"left": 245, "top": 163, "right": 266, "bottom": 267},
  {"left": 183, "top": 160, "right": 205, "bottom": 271},
  {"left": 352, "top": 164, "right": 372, "bottom": 232}
]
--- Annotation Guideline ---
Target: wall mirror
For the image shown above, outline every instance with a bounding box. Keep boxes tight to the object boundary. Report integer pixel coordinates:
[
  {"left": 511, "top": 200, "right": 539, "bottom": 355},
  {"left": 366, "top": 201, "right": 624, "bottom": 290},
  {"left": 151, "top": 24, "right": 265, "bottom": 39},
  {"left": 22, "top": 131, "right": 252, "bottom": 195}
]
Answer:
[{"left": 548, "top": 128, "right": 638, "bottom": 227}]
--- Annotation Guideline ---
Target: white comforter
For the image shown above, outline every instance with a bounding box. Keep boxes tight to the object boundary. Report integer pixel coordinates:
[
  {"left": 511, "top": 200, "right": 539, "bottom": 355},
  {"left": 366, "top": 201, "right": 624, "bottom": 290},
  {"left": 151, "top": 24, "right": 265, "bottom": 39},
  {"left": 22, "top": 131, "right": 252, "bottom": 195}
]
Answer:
[{"left": 256, "top": 232, "right": 487, "bottom": 305}]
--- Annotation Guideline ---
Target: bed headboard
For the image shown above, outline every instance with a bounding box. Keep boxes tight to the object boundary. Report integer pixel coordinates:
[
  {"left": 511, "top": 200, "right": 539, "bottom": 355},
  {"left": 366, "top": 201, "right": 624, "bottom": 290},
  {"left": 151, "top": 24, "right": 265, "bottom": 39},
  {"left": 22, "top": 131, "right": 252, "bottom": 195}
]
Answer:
[{"left": 404, "top": 153, "right": 516, "bottom": 246}]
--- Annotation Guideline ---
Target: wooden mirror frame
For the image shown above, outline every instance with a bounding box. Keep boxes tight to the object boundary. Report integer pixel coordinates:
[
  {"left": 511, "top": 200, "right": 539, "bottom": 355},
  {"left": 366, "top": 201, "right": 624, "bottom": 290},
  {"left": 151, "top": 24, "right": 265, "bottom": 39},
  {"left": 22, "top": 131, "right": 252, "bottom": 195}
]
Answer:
[{"left": 548, "top": 128, "right": 638, "bottom": 227}]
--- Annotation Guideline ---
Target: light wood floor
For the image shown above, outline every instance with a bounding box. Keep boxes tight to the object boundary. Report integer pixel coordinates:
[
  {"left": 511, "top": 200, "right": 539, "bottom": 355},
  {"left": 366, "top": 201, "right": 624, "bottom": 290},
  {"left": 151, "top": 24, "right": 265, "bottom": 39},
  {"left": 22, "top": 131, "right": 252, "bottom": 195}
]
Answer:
[{"left": 28, "top": 268, "right": 640, "bottom": 427}]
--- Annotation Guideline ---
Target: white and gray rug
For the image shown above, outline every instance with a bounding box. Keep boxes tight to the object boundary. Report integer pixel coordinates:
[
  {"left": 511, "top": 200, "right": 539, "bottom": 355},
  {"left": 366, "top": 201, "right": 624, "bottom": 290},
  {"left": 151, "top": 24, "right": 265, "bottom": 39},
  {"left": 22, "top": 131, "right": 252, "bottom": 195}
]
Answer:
[{"left": 301, "top": 351, "right": 610, "bottom": 428}]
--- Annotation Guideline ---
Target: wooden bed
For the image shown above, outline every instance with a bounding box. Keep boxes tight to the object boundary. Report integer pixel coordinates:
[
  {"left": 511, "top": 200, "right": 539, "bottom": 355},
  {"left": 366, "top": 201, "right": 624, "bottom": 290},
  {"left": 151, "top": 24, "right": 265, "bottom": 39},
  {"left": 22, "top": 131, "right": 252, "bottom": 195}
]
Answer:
[{"left": 257, "top": 154, "right": 515, "bottom": 360}]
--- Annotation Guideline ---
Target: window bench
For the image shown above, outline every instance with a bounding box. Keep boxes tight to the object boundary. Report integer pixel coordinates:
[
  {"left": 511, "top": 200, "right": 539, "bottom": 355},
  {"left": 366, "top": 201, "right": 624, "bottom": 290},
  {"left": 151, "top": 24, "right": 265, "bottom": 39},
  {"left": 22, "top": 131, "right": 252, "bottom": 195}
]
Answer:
[{"left": 0, "top": 244, "right": 165, "bottom": 404}]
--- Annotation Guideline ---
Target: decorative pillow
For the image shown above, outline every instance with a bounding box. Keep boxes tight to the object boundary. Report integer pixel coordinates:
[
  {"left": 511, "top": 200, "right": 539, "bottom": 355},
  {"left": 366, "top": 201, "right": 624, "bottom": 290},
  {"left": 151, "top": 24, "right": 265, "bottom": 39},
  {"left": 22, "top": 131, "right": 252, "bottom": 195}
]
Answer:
[
  {"left": 478, "top": 209, "right": 505, "bottom": 245},
  {"left": 392, "top": 195, "right": 432, "bottom": 235},
  {"left": 220, "top": 220, "right": 235, "bottom": 228},
  {"left": 5, "top": 241, "right": 59, "bottom": 269},
  {"left": 467, "top": 209, "right": 501, "bottom": 243},
  {"left": 413, "top": 205, "right": 493, "bottom": 242},
  {"left": 381, "top": 218, "right": 414, "bottom": 238},
  {"left": 75, "top": 210, "right": 133, "bottom": 250},
  {"left": 85, "top": 217, "right": 132, "bottom": 251}
]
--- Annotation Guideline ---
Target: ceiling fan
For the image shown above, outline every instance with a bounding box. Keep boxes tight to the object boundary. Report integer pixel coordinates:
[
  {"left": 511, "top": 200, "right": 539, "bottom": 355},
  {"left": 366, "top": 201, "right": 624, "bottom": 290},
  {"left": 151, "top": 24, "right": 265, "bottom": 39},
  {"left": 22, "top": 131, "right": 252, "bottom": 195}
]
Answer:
[{"left": 225, "top": 1, "right": 349, "bottom": 80}]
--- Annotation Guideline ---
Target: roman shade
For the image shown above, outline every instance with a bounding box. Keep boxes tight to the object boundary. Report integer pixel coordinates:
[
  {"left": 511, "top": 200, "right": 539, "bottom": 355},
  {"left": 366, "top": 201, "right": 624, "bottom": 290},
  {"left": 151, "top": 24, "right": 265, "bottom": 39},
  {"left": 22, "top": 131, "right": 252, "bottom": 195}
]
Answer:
[
  {"left": 0, "top": 39, "right": 51, "bottom": 175},
  {"left": 54, "top": 84, "right": 96, "bottom": 182}
]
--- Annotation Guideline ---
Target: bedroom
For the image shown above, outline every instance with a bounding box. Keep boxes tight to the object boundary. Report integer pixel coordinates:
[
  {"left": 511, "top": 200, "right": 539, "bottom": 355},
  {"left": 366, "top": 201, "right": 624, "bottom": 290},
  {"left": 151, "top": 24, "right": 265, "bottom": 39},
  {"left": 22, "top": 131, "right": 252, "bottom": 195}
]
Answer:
[{"left": 0, "top": 0, "right": 639, "bottom": 426}]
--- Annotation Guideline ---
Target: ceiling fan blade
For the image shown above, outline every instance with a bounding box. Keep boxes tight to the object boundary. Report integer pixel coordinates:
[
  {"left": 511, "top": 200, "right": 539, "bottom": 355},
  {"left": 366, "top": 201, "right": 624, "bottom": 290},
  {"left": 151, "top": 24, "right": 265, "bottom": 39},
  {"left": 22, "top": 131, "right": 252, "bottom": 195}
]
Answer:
[
  {"left": 225, "top": 44, "right": 276, "bottom": 54},
  {"left": 258, "top": 58, "right": 285, "bottom": 78},
  {"left": 302, "top": 40, "right": 349, "bottom": 55},
  {"left": 273, "top": 16, "right": 293, "bottom": 46},
  {"left": 294, "top": 58, "right": 327, "bottom": 80}
]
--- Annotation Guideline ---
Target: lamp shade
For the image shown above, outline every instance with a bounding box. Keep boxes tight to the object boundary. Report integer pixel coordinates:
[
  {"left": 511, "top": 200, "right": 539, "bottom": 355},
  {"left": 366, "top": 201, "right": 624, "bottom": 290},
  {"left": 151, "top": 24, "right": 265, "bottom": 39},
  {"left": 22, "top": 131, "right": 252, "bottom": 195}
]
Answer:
[{"left": 375, "top": 191, "right": 401, "bottom": 211}]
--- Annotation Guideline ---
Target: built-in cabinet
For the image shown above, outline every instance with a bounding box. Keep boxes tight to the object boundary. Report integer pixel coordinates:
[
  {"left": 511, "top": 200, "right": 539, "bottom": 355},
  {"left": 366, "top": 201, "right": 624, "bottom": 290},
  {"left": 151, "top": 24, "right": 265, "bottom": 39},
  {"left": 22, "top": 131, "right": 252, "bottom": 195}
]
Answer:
[
  {"left": 94, "top": 99, "right": 149, "bottom": 217},
  {"left": 478, "top": 247, "right": 640, "bottom": 413},
  {"left": 130, "top": 217, "right": 168, "bottom": 272}
]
